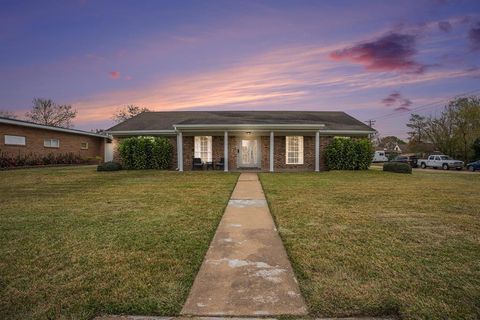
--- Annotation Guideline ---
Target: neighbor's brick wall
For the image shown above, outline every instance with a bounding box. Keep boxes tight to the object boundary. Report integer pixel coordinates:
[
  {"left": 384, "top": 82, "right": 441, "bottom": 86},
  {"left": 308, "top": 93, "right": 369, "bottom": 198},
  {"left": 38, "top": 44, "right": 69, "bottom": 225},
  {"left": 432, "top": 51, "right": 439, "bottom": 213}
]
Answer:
[{"left": 0, "top": 123, "right": 104, "bottom": 160}]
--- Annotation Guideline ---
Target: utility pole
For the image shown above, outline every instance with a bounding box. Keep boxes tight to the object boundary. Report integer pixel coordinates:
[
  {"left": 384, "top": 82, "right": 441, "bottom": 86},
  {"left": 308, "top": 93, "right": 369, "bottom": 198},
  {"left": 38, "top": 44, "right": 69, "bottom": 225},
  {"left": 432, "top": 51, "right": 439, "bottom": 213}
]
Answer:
[
  {"left": 365, "top": 119, "right": 376, "bottom": 128},
  {"left": 365, "top": 119, "right": 377, "bottom": 143}
]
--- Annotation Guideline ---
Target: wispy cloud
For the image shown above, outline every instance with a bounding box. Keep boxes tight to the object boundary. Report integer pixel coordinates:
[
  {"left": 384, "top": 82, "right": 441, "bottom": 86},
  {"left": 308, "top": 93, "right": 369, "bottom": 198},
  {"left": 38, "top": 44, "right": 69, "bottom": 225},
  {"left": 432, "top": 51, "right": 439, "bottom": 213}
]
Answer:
[
  {"left": 71, "top": 41, "right": 480, "bottom": 124},
  {"left": 381, "top": 91, "right": 413, "bottom": 111},
  {"left": 469, "top": 22, "right": 480, "bottom": 50},
  {"left": 109, "top": 71, "right": 121, "bottom": 79},
  {"left": 329, "top": 33, "right": 427, "bottom": 74}
]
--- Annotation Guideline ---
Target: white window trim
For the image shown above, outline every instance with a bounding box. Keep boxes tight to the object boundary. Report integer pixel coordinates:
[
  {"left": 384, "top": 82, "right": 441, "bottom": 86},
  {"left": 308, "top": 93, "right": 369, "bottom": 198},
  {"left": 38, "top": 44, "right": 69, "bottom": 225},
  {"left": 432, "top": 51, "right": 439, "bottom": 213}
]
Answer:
[
  {"left": 194, "top": 136, "right": 212, "bottom": 163},
  {"left": 4, "top": 135, "right": 26, "bottom": 146},
  {"left": 285, "top": 136, "right": 304, "bottom": 165},
  {"left": 44, "top": 139, "right": 60, "bottom": 148},
  {"left": 81, "top": 142, "right": 89, "bottom": 150}
]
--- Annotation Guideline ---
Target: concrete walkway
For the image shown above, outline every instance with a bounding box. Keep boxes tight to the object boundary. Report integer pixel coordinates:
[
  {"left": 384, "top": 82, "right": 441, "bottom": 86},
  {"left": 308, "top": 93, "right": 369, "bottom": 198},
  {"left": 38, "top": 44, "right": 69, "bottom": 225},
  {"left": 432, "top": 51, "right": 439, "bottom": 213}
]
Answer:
[{"left": 181, "top": 173, "right": 307, "bottom": 317}]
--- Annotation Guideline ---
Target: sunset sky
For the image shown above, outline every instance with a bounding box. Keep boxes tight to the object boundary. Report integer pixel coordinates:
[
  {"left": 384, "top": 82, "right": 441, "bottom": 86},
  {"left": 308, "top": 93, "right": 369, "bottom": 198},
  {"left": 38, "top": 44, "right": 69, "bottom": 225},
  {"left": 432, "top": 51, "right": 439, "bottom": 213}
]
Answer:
[{"left": 1, "top": 0, "right": 479, "bottom": 137}]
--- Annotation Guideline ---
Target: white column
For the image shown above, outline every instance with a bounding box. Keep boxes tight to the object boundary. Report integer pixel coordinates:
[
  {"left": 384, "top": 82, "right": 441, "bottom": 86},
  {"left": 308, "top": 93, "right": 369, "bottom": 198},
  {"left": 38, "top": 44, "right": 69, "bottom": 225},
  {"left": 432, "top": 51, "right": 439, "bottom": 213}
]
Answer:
[
  {"left": 177, "top": 131, "right": 183, "bottom": 172},
  {"left": 315, "top": 131, "right": 320, "bottom": 172},
  {"left": 270, "top": 131, "right": 274, "bottom": 172},
  {"left": 224, "top": 131, "right": 229, "bottom": 172}
]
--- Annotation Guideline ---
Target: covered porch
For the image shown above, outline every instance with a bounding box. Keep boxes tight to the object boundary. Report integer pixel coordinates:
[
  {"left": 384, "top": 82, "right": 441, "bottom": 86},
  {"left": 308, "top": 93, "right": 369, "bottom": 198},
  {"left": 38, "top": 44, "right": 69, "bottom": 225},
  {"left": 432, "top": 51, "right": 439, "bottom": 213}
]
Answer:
[{"left": 175, "top": 124, "right": 329, "bottom": 172}]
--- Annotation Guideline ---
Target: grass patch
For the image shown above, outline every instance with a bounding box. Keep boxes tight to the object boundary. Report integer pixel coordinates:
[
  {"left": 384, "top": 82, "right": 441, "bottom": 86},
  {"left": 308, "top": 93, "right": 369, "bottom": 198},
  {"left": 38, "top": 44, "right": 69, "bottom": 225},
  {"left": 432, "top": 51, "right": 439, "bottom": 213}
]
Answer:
[
  {"left": 260, "top": 170, "right": 480, "bottom": 319},
  {"left": 0, "top": 166, "right": 238, "bottom": 319}
]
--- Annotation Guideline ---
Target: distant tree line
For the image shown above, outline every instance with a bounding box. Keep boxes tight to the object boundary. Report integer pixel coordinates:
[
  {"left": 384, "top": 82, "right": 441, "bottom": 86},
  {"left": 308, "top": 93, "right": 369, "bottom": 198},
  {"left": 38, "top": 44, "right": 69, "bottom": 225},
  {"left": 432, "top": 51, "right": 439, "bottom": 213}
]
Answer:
[{"left": 406, "top": 96, "right": 480, "bottom": 161}]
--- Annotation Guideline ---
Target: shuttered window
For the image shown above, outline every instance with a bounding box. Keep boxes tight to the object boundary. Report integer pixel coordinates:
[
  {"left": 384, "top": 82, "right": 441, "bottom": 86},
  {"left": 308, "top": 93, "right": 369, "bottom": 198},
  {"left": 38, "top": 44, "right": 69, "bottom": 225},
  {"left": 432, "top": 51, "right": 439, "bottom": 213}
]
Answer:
[
  {"left": 286, "top": 136, "right": 304, "bottom": 164},
  {"left": 194, "top": 136, "right": 212, "bottom": 162}
]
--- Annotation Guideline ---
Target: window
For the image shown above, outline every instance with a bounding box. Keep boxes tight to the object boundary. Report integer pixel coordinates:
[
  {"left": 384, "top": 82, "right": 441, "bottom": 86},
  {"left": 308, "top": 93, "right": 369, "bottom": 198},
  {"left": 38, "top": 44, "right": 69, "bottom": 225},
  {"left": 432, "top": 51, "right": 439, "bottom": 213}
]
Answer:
[
  {"left": 194, "top": 136, "right": 212, "bottom": 162},
  {"left": 4, "top": 135, "right": 26, "bottom": 146},
  {"left": 81, "top": 142, "right": 89, "bottom": 150},
  {"left": 286, "top": 136, "right": 304, "bottom": 164},
  {"left": 44, "top": 139, "right": 59, "bottom": 148}
]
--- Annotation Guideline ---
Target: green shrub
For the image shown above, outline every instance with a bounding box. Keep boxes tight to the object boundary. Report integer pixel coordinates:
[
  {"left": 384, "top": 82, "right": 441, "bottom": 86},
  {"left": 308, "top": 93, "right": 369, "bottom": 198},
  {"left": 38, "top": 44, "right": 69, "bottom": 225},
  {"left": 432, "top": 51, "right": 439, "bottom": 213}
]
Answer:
[
  {"left": 383, "top": 162, "right": 412, "bottom": 174},
  {"left": 97, "top": 161, "right": 122, "bottom": 171},
  {"left": 325, "top": 137, "right": 373, "bottom": 170},
  {"left": 118, "top": 136, "right": 173, "bottom": 170}
]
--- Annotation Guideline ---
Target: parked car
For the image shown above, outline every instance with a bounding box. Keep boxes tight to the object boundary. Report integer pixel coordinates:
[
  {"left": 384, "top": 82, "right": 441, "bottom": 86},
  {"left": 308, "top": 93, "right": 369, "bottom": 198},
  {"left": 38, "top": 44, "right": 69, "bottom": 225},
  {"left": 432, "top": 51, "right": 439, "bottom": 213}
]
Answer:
[
  {"left": 373, "top": 151, "right": 388, "bottom": 162},
  {"left": 466, "top": 160, "right": 480, "bottom": 172},
  {"left": 418, "top": 155, "right": 464, "bottom": 170},
  {"left": 391, "top": 155, "right": 418, "bottom": 168}
]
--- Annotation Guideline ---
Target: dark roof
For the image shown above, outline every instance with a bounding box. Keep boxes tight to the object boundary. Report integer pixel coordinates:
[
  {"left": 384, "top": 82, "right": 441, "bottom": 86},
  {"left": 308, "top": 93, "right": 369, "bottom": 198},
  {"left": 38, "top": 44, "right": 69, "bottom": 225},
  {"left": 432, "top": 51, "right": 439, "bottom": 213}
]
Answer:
[
  {"left": 0, "top": 116, "right": 107, "bottom": 138},
  {"left": 107, "top": 111, "right": 373, "bottom": 132}
]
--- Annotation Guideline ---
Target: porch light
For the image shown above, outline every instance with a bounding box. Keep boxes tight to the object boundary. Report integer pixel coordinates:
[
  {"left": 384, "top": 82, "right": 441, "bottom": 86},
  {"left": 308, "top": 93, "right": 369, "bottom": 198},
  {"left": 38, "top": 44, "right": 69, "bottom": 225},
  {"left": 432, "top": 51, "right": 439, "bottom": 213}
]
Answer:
[{"left": 246, "top": 131, "right": 251, "bottom": 135}]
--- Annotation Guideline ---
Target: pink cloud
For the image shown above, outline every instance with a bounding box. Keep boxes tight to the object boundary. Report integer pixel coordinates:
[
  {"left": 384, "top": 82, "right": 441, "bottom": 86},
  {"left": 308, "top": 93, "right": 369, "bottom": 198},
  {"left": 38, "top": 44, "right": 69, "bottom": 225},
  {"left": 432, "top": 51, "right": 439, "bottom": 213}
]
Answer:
[
  {"left": 109, "top": 71, "right": 121, "bottom": 79},
  {"left": 330, "top": 33, "right": 427, "bottom": 74}
]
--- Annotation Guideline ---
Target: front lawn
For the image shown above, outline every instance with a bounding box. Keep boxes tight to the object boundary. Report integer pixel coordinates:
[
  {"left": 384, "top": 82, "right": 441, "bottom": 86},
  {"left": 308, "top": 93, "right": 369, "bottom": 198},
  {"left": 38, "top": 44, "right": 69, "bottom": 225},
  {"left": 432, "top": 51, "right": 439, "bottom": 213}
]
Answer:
[
  {"left": 260, "top": 170, "right": 480, "bottom": 319},
  {"left": 0, "top": 167, "right": 238, "bottom": 320}
]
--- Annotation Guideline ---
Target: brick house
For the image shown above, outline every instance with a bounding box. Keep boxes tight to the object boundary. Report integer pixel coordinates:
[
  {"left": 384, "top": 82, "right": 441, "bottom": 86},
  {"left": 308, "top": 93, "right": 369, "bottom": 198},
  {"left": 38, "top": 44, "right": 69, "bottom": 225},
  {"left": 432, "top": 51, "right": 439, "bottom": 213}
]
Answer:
[
  {"left": 106, "top": 111, "right": 375, "bottom": 172},
  {"left": 0, "top": 117, "right": 108, "bottom": 162}
]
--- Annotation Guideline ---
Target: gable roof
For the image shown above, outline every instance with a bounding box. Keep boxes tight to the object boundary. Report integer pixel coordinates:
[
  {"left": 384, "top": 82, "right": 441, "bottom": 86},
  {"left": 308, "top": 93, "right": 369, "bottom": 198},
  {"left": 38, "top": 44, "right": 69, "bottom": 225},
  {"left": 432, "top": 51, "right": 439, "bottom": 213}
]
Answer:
[
  {"left": 107, "top": 111, "right": 374, "bottom": 133},
  {"left": 0, "top": 116, "right": 108, "bottom": 138}
]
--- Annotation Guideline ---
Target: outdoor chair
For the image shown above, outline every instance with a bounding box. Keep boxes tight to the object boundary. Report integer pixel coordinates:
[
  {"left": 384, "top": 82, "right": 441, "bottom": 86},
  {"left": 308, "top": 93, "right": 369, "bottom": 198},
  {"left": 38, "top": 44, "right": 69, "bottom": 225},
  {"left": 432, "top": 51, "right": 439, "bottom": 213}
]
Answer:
[
  {"left": 192, "top": 157, "right": 204, "bottom": 170},
  {"left": 215, "top": 157, "right": 225, "bottom": 170}
]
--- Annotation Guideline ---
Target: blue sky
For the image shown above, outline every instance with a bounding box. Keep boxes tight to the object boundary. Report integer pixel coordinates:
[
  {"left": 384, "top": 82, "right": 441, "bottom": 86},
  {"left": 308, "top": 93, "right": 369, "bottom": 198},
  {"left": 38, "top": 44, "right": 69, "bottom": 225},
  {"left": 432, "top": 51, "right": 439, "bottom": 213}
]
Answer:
[{"left": 1, "top": 0, "right": 479, "bottom": 137}]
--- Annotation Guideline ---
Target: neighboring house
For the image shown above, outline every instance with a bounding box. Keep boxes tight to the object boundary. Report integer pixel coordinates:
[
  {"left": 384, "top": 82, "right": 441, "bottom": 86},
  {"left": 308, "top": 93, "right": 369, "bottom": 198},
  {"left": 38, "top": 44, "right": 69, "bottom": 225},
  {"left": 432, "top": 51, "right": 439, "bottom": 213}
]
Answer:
[
  {"left": 393, "top": 143, "right": 402, "bottom": 153},
  {"left": 0, "top": 117, "right": 109, "bottom": 161},
  {"left": 106, "top": 111, "right": 375, "bottom": 172}
]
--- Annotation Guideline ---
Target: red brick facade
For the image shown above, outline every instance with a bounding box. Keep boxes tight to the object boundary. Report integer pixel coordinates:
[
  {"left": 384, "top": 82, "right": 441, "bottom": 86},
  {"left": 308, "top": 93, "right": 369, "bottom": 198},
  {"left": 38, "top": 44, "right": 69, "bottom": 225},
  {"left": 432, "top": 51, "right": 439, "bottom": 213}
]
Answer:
[
  {"left": 112, "top": 134, "right": 337, "bottom": 171},
  {"left": 0, "top": 123, "right": 105, "bottom": 161}
]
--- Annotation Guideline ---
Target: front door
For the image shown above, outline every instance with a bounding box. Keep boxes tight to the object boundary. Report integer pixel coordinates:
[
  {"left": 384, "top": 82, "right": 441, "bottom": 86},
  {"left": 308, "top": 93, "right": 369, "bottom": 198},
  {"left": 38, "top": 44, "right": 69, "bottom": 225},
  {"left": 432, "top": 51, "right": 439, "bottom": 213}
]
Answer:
[{"left": 239, "top": 139, "right": 260, "bottom": 168}]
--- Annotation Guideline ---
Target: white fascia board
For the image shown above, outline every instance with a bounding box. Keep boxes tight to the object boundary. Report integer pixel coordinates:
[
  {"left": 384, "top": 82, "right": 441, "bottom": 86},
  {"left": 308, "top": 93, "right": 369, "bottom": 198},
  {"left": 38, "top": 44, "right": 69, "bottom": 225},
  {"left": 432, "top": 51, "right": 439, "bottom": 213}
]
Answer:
[
  {"left": 173, "top": 124, "right": 326, "bottom": 131},
  {"left": 106, "top": 130, "right": 177, "bottom": 136},
  {"left": 0, "top": 117, "right": 109, "bottom": 138},
  {"left": 319, "top": 129, "right": 376, "bottom": 135}
]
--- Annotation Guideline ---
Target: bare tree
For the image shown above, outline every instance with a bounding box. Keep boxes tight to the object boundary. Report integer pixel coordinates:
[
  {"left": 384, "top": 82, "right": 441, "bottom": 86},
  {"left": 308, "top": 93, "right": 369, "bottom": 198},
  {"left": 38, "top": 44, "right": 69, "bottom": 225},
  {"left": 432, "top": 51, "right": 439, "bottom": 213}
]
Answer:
[
  {"left": 0, "top": 110, "right": 18, "bottom": 119},
  {"left": 25, "top": 98, "right": 77, "bottom": 128},
  {"left": 112, "top": 105, "right": 150, "bottom": 123}
]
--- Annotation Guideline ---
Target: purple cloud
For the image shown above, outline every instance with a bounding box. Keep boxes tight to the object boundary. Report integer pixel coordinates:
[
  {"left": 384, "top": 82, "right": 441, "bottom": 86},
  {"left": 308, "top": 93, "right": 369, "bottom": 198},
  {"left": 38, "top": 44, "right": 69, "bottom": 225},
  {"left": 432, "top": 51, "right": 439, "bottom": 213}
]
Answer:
[
  {"left": 438, "top": 21, "right": 452, "bottom": 33},
  {"left": 469, "top": 22, "right": 480, "bottom": 51},
  {"left": 330, "top": 33, "right": 427, "bottom": 74},
  {"left": 382, "top": 91, "right": 412, "bottom": 111}
]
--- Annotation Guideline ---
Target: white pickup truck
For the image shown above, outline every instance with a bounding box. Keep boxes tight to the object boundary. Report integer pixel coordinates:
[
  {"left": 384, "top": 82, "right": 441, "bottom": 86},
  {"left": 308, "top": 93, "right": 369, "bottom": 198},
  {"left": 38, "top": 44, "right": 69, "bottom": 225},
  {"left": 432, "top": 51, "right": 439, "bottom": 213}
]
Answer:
[{"left": 418, "top": 155, "right": 464, "bottom": 170}]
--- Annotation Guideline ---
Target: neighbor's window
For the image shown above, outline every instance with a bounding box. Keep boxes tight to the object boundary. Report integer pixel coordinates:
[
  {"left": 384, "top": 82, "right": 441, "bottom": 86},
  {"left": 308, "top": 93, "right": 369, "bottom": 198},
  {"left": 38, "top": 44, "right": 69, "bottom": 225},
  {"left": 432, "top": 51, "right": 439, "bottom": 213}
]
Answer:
[
  {"left": 81, "top": 142, "right": 89, "bottom": 150},
  {"left": 44, "top": 139, "right": 60, "bottom": 148},
  {"left": 4, "top": 135, "right": 26, "bottom": 146},
  {"left": 286, "top": 136, "right": 304, "bottom": 165},
  {"left": 194, "top": 136, "right": 212, "bottom": 162}
]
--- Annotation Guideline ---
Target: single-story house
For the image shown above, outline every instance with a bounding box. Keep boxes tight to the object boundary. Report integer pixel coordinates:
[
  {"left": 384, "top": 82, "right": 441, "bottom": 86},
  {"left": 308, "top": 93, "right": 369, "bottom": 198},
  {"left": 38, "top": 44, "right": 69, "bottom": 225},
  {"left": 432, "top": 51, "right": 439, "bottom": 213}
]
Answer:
[
  {"left": 0, "top": 116, "right": 109, "bottom": 161},
  {"left": 106, "top": 111, "right": 375, "bottom": 172}
]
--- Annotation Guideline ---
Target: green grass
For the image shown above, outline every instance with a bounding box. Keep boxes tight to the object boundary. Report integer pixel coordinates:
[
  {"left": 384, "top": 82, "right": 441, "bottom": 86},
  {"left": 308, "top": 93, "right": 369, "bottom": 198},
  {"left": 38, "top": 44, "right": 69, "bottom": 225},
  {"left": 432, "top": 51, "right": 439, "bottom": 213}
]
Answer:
[
  {"left": 0, "top": 166, "right": 239, "bottom": 320},
  {"left": 260, "top": 170, "right": 480, "bottom": 319}
]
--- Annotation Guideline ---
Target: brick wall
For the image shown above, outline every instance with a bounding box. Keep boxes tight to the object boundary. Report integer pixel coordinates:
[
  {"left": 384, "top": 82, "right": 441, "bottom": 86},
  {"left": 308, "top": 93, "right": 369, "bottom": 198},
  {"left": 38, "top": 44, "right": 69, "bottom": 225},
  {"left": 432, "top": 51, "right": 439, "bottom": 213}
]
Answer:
[
  {"left": 111, "top": 133, "right": 336, "bottom": 172},
  {"left": 0, "top": 123, "right": 104, "bottom": 160}
]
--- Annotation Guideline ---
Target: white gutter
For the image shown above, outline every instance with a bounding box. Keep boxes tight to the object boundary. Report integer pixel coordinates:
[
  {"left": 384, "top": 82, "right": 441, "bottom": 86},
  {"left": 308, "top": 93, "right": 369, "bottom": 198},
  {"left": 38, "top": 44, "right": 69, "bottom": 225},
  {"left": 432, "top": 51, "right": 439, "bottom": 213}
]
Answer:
[
  {"left": 173, "top": 123, "right": 326, "bottom": 130},
  {"left": 0, "top": 117, "right": 109, "bottom": 138}
]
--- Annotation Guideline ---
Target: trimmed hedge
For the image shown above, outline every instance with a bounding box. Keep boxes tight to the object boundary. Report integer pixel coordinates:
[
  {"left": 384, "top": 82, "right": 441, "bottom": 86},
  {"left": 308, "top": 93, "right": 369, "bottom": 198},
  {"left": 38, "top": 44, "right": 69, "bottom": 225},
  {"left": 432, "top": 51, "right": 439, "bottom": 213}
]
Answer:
[
  {"left": 325, "top": 137, "right": 373, "bottom": 170},
  {"left": 97, "top": 161, "right": 122, "bottom": 171},
  {"left": 383, "top": 162, "right": 412, "bottom": 174},
  {"left": 0, "top": 150, "right": 90, "bottom": 169},
  {"left": 118, "top": 136, "right": 173, "bottom": 170}
]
